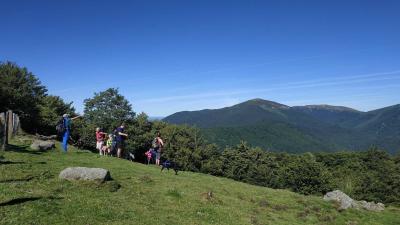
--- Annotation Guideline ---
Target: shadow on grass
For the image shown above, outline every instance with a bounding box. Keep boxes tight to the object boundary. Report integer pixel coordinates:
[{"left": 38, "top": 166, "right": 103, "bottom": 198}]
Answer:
[
  {"left": 0, "top": 197, "right": 42, "bottom": 206},
  {"left": 5, "top": 144, "right": 44, "bottom": 155},
  {"left": 0, "top": 196, "right": 64, "bottom": 207},
  {"left": 0, "top": 176, "right": 34, "bottom": 183},
  {"left": 0, "top": 160, "right": 26, "bottom": 165}
]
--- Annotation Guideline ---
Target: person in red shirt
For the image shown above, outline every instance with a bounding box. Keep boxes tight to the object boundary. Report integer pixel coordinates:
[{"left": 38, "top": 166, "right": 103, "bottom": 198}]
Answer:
[{"left": 96, "top": 128, "right": 107, "bottom": 155}]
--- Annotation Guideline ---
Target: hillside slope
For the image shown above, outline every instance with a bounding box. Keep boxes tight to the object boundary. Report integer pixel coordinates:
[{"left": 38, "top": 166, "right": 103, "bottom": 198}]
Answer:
[
  {"left": 1, "top": 139, "right": 400, "bottom": 225},
  {"left": 291, "top": 105, "right": 362, "bottom": 125},
  {"left": 163, "top": 99, "right": 400, "bottom": 154}
]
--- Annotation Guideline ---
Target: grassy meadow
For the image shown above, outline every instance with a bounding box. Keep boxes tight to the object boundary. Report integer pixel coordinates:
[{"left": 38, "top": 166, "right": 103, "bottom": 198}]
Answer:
[{"left": 1, "top": 136, "right": 399, "bottom": 225}]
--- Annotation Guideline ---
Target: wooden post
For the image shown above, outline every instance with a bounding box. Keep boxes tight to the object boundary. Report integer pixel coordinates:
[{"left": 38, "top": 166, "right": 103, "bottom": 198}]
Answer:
[
  {"left": 4, "top": 112, "right": 9, "bottom": 147},
  {"left": 0, "top": 112, "right": 5, "bottom": 151},
  {"left": 7, "top": 110, "right": 13, "bottom": 143},
  {"left": 13, "top": 113, "right": 20, "bottom": 136}
]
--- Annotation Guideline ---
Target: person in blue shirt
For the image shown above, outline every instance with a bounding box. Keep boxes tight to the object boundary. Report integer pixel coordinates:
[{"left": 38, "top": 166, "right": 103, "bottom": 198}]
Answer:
[
  {"left": 115, "top": 123, "right": 128, "bottom": 158},
  {"left": 62, "top": 114, "right": 81, "bottom": 152}
]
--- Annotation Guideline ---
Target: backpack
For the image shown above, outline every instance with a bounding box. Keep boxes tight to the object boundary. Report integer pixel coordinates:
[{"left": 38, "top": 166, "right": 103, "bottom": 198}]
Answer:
[
  {"left": 152, "top": 138, "right": 159, "bottom": 148},
  {"left": 56, "top": 117, "right": 66, "bottom": 134}
]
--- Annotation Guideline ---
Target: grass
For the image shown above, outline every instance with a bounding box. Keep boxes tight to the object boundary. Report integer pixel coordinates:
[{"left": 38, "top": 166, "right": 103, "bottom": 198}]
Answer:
[{"left": 1, "top": 136, "right": 400, "bottom": 225}]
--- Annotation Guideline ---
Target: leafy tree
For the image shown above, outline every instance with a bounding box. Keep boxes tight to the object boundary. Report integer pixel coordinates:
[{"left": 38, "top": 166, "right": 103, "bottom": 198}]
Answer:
[
  {"left": 83, "top": 88, "right": 135, "bottom": 132},
  {"left": 0, "top": 61, "right": 47, "bottom": 132},
  {"left": 283, "top": 155, "right": 333, "bottom": 195},
  {"left": 125, "top": 112, "right": 155, "bottom": 161},
  {"left": 71, "top": 120, "right": 97, "bottom": 150},
  {"left": 159, "top": 124, "right": 215, "bottom": 172},
  {"left": 38, "top": 95, "right": 75, "bottom": 135}
]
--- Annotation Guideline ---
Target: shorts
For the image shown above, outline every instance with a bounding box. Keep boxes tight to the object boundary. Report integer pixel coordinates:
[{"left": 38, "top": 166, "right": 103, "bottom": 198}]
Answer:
[
  {"left": 155, "top": 149, "right": 161, "bottom": 160},
  {"left": 116, "top": 141, "right": 125, "bottom": 149},
  {"left": 96, "top": 141, "right": 104, "bottom": 150}
]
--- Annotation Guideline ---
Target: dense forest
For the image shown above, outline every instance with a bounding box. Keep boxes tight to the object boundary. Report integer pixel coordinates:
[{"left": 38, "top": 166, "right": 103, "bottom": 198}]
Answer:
[
  {"left": 1, "top": 61, "right": 399, "bottom": 205},
  {"left": 164, "top": 99, "right": 400, "bottom": 154}
]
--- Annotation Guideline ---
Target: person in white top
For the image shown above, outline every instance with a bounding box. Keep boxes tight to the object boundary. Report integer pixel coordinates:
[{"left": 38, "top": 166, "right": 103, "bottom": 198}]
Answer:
[{"left": 154, "top": 132, "right": 164, "bottom": 166}]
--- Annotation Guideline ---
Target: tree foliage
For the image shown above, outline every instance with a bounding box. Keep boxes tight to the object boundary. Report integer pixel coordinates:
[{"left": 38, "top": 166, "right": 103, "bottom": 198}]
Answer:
[
  {"left": 0, "top": 61, "right": 47, "bottom": 132},
  {"left": 38, "top": 95, "right": 75, "bottom": 134},
  {"left": 83, "top": 88, "right": 135, "bottom": 132}
]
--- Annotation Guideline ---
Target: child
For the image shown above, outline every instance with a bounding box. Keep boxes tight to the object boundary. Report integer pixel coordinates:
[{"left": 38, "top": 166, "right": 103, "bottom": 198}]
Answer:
[
  {"left": 145, "top": 149, "right": 153, "bottom": 164},
  {"left": 105, "top": 134, "right": 113, "bottom": 156},
  {"left": 101, "top": 145, "right": 108, "bottom": 156}
]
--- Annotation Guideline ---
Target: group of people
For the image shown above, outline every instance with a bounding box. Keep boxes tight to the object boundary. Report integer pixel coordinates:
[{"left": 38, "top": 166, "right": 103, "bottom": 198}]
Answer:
[
  {"left": 59, "top": 114, "right": 165, "bottom": 164},
  {"left": 144, "top": 133, "right": 164, "bottom": 165},
  {"left": 95, "top": 123, "right": 128, "bottom": 158},
  {"left": 95, "top": 125, "right": 164, "bottom": 165}
]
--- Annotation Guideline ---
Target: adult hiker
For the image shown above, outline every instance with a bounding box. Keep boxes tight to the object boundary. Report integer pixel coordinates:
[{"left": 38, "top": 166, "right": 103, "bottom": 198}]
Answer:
[
  {"left": 115, "top": 123, "right": 128, "bottom": 158},
  {"left": 95, "top": 128, "right": 107, "bottom": 155},
  {"left": 153, "top": 132, "right": 164, "bottom": 166},
  {"left": 60, "top": 114, "right": 81, "bottom": 152}
]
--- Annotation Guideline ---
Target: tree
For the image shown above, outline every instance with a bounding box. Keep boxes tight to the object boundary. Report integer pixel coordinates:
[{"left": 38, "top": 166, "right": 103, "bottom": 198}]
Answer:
[
  {"left": 283, "top": 155, "right": 333, "bottom": 195},
  {"left": 83, "top": 88, "right": 135, "bottom": 132},
  {"left": 0, "top": 61, "right": 47, "bottom": 132},
  {"left": 38, "top": 95, "right": 75, "bottom": 135},
  {"left": 125, "top": 112, "right": 154, "bottom": 161}
]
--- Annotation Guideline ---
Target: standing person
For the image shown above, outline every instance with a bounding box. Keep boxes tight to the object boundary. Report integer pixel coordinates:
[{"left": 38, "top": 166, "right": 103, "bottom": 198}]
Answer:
[
  {"left": 154, "top": 132, "right": 164, "bottom": 166},
  {"left": 61, "top": 114, "right": 81, "bottom": 152},
  {"left": 116, "top": 123, "right": 128, "bottom": 158},
  {"left": 95, "top": 128, "right": 106, "bottom": 155},
  {"left": 105, "top": 134, "right": 113, "bottom": 156}
]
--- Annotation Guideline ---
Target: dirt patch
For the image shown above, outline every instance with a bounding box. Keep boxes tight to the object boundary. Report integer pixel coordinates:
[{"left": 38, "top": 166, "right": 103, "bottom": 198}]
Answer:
[
  {"left": 139, "top": 175, "right": 154, "bottom": 184},
  {"left": 259, "top": 199, "right": 269, "bottom": 208},
  {"left": 272, "top": 204, "right": 289, "bottom": 211}
]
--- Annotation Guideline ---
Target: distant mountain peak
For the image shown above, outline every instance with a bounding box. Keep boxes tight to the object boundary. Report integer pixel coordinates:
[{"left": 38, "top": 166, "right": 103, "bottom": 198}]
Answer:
[
  {"left": 300, "top": 104, "right": 360, "bottom": 112},
  {"left": 240, "top": 98, "right": 290, "bottom": 109}
]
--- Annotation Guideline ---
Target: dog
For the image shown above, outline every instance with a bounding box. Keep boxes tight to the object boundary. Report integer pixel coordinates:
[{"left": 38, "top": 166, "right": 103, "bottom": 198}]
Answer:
[
  {"left": 128, "top": 152, "right": 135, "bottom": 162},
  {"left": 161, "top": 160, "right": 180, "bottom": 175}
]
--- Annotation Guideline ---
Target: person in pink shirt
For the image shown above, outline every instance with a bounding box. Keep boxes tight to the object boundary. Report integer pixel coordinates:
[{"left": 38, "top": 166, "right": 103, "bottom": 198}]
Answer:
[{"left": 96, "top": 128, "right": 107, "bottom": 155}]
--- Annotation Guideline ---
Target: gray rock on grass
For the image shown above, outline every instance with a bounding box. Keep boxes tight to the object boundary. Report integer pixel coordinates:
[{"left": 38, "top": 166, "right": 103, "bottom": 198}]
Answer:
[
  {"left": 59, "top": 167, "right": 111, "bottom": 182},
  {"left": 30, "top": 140, "right": 55, "bottom": 151},
  {"left": 324, "top": 190, "right": 385, "bottom": 212}
]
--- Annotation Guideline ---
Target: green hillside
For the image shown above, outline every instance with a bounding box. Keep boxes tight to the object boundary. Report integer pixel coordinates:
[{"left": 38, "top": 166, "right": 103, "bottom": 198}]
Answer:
[
  {"left": 1, "top": 138, "right": 400, "bottom": 225},
  {"left": 202, "top": 123, "right": 333, "bottom": 153},
  {"left": 163, "top": 99, "right": 400, "bottom": 154}
]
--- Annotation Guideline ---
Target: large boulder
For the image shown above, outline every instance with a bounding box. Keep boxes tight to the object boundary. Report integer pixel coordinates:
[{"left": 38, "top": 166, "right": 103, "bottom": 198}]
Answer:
[
  {"left": 59, "top": 167, "right": 111, "bottom": 182},
  {"left": 323, "top": 190, "right": 354, "bottom": 210},
  {"left": 30, "top": 140, "right": 55, "bottom": 151},
  {"left": 324, "top": 190, "right": 385, "bottom": 212}
]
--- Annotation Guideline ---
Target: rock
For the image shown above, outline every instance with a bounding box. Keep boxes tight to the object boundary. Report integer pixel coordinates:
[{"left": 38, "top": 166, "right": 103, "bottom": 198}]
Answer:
[
  {"left": 59, "top": 167, "right": 111, "bottom": 182},
  {"left": 30, "top": 140, "right": 55, "bottom": 151},
  {"left": 359, "top": 201, "right": 385, "bottom": 212},
  {"left": 35, "top": 134, "right": 58, "bottom": 140},
  {"left": 324, "top": 190, "right": 385, "bottom": 212},
  {"left": 324, "top": 190, "right": 354, "bottom": 210}
]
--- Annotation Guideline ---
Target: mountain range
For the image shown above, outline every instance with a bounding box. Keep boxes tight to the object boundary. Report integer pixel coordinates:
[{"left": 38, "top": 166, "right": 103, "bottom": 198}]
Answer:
[{"left": 163, "top": 99, "right": 400, "bottom": 154}]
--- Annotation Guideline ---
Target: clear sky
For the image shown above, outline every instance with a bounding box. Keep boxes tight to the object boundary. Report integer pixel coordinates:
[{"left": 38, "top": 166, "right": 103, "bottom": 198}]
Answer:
[{"left": 1, "top": 0, "right": 400, "bottom": 116}]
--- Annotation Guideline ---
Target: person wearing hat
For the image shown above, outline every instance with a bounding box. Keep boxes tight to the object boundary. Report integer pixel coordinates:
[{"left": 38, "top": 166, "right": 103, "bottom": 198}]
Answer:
[{"left": 61, "top": 114, "right": 81, "bottom": 152}]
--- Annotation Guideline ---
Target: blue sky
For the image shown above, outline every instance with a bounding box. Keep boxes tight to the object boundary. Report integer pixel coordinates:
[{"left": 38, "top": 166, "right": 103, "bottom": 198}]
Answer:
[{"left": 1, "top": 0, "right": 400, "bottom": 116}]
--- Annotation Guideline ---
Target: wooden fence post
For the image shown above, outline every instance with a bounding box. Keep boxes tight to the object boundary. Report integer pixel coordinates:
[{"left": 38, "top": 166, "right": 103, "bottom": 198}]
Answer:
[
  {"left": 7, "top": 110, "right": 13, "bottom": 143},
  {"left": 0, "top": 112, "right": 5, "bottom": 151}
]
